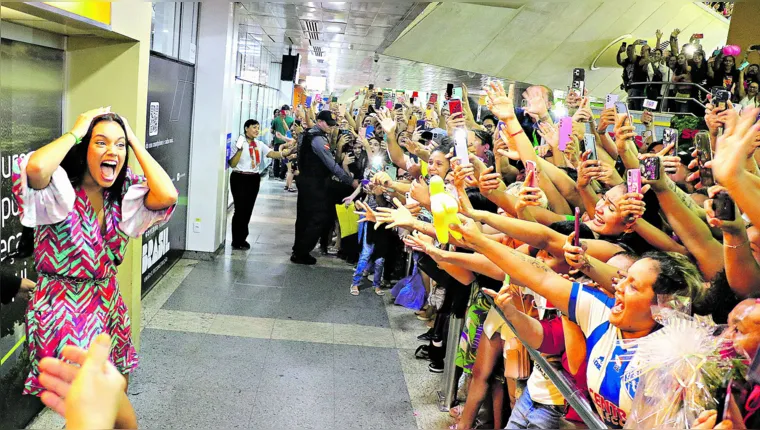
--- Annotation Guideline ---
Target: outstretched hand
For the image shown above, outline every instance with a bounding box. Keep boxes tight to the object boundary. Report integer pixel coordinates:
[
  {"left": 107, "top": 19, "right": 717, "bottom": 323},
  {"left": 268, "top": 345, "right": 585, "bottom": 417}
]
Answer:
[{"left": 485, "top": 81, "right": 516, "bottom": 122}]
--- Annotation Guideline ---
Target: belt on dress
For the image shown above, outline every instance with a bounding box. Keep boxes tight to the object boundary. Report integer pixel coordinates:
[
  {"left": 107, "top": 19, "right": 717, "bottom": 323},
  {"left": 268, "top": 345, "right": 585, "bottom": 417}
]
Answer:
[{"left": 40, "top": 273, "right": 112, "bottom": 284}]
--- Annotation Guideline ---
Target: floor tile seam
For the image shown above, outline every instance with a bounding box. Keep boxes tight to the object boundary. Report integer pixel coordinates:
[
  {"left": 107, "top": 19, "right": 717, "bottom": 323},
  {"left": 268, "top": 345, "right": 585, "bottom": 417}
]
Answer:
[
  {"left": 146, "top": 314, "right": 399, "bottom": 349},
  {"left": 141, "top": 259, "right": 199, "bottom": 328}
]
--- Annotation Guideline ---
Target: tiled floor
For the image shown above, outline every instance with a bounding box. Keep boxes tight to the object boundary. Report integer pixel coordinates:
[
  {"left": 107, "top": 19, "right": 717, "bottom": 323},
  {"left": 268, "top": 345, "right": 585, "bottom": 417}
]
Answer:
[{"left": 125, "top": 178, "right": 453, "bottom": 429}]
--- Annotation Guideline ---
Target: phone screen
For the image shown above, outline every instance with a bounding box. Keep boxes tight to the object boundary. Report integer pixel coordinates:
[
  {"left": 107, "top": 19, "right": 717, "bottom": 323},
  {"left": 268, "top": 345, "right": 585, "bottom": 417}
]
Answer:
[
  {"left": 375, "top": 97, "right": 383, "bottom": 110},
  {"left": 365, "top": 125, "right": 375, "bottom": 138},
  {"left": 695, "top": 131, "right": 715, "bottom": 187}
]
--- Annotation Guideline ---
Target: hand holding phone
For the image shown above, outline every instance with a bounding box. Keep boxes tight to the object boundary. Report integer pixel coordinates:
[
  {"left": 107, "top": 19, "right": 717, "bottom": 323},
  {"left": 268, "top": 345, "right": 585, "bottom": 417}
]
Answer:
[
  {"left": 525, "top": 160, "right": 538, "bottom": 188},
  {"left": 571, "top": 68, "right": 585, "bottom": 97},
  {"left": 584, "top": 134, "right": 597, "bottom": 161},
  {"left": 640, "top": 157, "right": 661, "bottom": 181},
  {"left": 713, "top": 191, "right": 736, "bottom": 221},
  {"left": 695, "top": 131, "right": 715, "bottom": 187},
  {"left": 558, "top": 117, "right": 572, "bottom": 151},
  {"left": 454, "top": 129, "right": 470, "bottom": 166},
  {"left": 448, "top": 99, "right": 463, "bottom": 118}
]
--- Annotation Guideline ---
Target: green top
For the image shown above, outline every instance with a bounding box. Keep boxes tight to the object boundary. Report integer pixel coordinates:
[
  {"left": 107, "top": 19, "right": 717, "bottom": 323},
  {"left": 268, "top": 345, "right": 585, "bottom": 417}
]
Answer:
[
  {"left": 564, "top": 215, "right": 576, "bottom": 222},
  {"left": 271, "top": 115, "right": 294, "bottom": 145}
]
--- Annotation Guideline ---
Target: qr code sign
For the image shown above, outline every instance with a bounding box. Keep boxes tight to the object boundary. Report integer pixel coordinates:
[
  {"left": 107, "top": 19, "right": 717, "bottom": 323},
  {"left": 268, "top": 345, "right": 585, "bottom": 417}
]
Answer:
[{"left": 149, "top": 102, "right": 159, "bottom": 137}]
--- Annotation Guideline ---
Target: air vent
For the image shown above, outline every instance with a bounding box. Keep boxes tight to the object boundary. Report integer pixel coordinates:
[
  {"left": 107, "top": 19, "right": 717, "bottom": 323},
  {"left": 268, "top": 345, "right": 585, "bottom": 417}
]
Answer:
[
  {"left": 312, "top": 46, "right": 324, "bottom": 57},
  {"left": 317, "top": 59, "right": 325, "bottom": 63},
  {"left": 302, "top": 20, "right": 319, "bottom": 41}
]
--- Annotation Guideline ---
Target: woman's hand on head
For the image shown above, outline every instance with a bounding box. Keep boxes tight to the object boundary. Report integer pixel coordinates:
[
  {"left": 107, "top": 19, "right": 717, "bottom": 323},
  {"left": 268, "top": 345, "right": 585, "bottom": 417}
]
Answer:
[
  {"left": 120, "top": 116, "right": 141, "bottom": 148},
  {"left": 71, "top": 107, "right": 111, "bottom": 140}
]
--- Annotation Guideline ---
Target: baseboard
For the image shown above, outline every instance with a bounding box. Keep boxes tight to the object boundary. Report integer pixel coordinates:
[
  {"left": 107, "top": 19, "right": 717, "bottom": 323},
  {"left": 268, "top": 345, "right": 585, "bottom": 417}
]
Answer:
[{"left": 183, "top": 241, "right": 226, "bottom": 261}]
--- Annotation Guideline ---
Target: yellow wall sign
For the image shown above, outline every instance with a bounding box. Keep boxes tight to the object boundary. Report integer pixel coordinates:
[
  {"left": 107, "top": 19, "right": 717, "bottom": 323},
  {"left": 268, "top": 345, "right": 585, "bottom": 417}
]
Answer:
[{"left": 44, "top": 2, "right": 111, "bottom": 25}]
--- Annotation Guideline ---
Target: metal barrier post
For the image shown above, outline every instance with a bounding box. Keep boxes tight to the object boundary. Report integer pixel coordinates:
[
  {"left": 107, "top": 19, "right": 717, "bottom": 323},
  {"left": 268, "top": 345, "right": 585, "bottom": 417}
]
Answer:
[{"left": 437, "top": 314, "right": 465, "bottom": 411}]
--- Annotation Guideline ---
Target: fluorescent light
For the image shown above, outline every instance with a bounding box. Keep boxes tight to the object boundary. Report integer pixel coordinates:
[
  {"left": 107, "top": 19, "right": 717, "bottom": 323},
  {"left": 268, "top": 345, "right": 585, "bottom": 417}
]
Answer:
[{"left": 326, "top": 26, "right": 342, "bottom": 33}]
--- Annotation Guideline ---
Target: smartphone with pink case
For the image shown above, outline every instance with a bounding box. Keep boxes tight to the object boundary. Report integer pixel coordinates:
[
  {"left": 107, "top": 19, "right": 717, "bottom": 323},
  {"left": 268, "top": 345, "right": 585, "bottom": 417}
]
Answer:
[
  {"left": 627, "top": 169, "right": 642, "bottom": 194},
  {"left": 558, "top": 117, "right": 572, "bottom": 151}
]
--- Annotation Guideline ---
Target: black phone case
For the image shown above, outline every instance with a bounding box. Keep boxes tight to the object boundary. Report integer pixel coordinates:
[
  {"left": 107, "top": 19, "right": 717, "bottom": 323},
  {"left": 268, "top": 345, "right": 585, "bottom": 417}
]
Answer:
[{"left": 714, "top": 192, "right": 736, "bottom": 221}]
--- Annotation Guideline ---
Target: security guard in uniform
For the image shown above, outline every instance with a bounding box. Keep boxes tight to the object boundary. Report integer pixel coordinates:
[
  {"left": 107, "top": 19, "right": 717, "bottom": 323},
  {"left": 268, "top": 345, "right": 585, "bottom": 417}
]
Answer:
[{"left": 291, "top": 110, "right": 358, "bottom": 265}]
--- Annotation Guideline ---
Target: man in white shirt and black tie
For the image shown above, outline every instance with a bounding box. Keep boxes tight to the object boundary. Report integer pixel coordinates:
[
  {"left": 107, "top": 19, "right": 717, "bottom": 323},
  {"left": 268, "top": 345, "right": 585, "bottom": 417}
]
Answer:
[{"left": 228, "top": 119, "right": 292, "bottom": 250}]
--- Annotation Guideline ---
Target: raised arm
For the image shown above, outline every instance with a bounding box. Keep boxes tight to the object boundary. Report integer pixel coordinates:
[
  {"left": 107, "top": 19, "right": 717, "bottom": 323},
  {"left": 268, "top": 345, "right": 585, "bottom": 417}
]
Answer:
[
  {"left": 26, "top": 108, "right": 110, "bottom": 190},
  {"left": 454, "top": 218, "right": 574, "bottom": 315},
  {"left": 123, "top": 118, "right": 178, "bottom": 210}
]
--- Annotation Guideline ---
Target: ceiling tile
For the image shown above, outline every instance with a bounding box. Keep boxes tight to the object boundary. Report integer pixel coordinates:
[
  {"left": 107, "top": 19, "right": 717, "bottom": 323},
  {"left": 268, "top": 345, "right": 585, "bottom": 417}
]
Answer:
[
  {"left": 322, "top": 10, "right": 349, "bottom": 23},
  {"left": 254, "top": 15, "right": 282, "bottom": 28},
  {"left": 243, "top": 2, "right": 271, "bottom": 15},
  {"left": 379, "top": 3, "right": 413, "bottom": 15},
  {"left": 346, "top": 24, "right": 370, "bottom": 36},
  {"left": 296, "top": 6, "right": 322, "bottom": 20},
  {"left": 366, "top": 27, "right": 389, "bottom": 38},
  {"left": 323, "top": 22, "right": 347, "bottom": 33},
  {"left": 351, "top": 3, "right": 381, "bottom": 13},
  {"left": 321, "top": 2, "right": 350, "bottom": 11},
  {"left": 372, "top": 15, "right": 404, "bottom": 28}
]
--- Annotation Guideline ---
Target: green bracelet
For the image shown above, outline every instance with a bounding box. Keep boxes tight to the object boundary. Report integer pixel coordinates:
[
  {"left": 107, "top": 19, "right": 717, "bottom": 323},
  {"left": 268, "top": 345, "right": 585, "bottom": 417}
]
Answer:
[{"left": 64, "top": 132, "right": 81, "bottom": 145}]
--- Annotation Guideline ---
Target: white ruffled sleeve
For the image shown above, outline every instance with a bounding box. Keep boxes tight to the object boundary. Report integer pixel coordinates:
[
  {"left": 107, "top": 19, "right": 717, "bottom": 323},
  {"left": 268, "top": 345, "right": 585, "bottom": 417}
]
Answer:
[
  {"left": 12, "top": 152, "right": 76, "bottom": 227},
  {"left": 119, "top": 181, "right": 175, "bottom": 238}
]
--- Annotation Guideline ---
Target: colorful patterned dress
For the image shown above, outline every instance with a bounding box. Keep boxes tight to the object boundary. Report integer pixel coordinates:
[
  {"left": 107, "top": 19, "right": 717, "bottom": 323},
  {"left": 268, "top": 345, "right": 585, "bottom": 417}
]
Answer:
[{"left": 12, "top": 153, "right": 174, "bottom": 396}]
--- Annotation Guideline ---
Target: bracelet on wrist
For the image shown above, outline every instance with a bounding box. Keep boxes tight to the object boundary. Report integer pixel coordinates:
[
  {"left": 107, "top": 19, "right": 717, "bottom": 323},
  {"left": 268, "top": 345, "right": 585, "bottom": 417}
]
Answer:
[
  {"left": 64, "top": 132, "right": 81, "bottom": 145},
  {"left": 725, "top": 239, "right": 750, "bottom": 249}
]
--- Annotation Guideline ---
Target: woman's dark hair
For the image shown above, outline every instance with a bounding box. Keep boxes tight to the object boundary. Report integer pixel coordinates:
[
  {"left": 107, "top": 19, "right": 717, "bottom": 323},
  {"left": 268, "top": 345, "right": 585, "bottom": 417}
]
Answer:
[
  {"left": 693, "top": 270, "right": 740, "bottom": 324},
  {"left": 473, "top": 130, "right": 492, "bottom": 150},
  {"left": 273, "top": 109, "right": 280, "bottom": 116},
  {"left": 60, "top": 113, "right": 130, "bottom": 203},
  {"left": 466, "top": 188, "right": 498, "bottom": 213},
  {"left": 244, "top": 119, "right": 260, "bottom": 130},
  {"left": 481, "top": 114, "right": 498, "bottom": 126},
  {"left": 549, "top": 220, "right": 595, "bottom": 240},
  {"left": 642, "top": 251, "right": 704, "bottom": 310},
  {"left": 432, "top": 137, "right": 454, "bottom": 157}
]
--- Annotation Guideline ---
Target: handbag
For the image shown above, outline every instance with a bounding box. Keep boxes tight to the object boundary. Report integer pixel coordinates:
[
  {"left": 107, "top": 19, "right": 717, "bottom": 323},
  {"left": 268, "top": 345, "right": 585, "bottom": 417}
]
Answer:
[{"left": 503, "top": 284, "right": 535, "bottom": 380}]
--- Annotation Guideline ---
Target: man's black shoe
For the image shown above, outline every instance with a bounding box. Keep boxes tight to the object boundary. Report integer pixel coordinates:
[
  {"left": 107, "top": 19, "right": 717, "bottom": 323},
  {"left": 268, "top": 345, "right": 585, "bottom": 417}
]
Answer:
[
  {"left": 417, "top": 330, "right": 434, "bottom": 342},
  {"left": 290, "top": 253, "right": 317, "bottom": 265},
  {"left": 428, "top": 360, "right": 444, "bottom": 373},
  {"left": 232, "top": 242, "right": 251, "bottom": 250}
]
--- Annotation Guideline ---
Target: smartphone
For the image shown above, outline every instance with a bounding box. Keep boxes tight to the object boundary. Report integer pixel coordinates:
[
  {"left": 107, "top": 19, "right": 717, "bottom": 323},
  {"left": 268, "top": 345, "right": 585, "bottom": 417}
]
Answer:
[
  {"left": 695, "top": 131, "right": 715, "bottom": 187},
  {"left": 558, "top": 117, "right": 572, "bottom": 151},
  {"left": 712, "top": 88, "right": 731, "bottom": 109},
  {"left": 384, "top": 164, "right": 398, "bottom": 181},
  {"left": 368, "top": 84, "right": 375, "bottom": 91},
  {"left": 627, "top": 169, "right": 642, "bottom": 194},
  {"left": 525, "top": 160, "right": 538, "bottom": 187},
  {"left": 739, "top": 61, "right": 751, "bottom": 71},
  {"left": 406, "top": 192, "right": 418, "bottom": 206},
  {"left": 305, "top": 95, "right": 313, "bottom": 107},
  {"left": 331, "top": 96, "right": 338, "bottom": 103},
  {"left": 615, "top": 101, "right": 630, "bottom": 126},
  {"left": 429, "top": 93, "right": 438, "bottom": 104},
  {"left": 417, "top": 119, "right": 427, "bottom": 130},
  {"left": 571, "top": 68, "right": 585, "bottom": 96},
  {"left": 449, "top": 99, "right": 463, "bottom": 117},
  {"left": 621, "top": 41, "right": 627, "bottom": 50},
  {"left": 374, "top": 97, "right": 383, "bottom": 110},
  {"left": 394, "top": 103, "right": 403, "bottom": 110},
  {"left": 640, "top": 157, "right": 660, "bottom": 181},
  {"left": 605, "top": 94, "right": 619, "bottom": 110},
  {"left": 446, "top": 83, "right": 454, "bottom": 100},
  {"left": 643, "top": 99, "right": 658, "bottom": 110},
  {"left": 386, "top": 100, "right": 393, "bottom": 110},
  {"left": 497, "top": 121, "right": 506, "bottom": 133},
  {"left": 663, "top": 128, "right": 678, "bottom": 155},
  {"left": 315, "top": 93, "right": 321, "bottom": 103},
  {"left": 365, "top": 125, "right": 375, "bottom": 138},
  {"left": 714, "top": 191, "right": 736, "bottom": 221},
  {"left": 454, "top": 129, "right": 470, "bottom": 166},
  {"left": 584, "top": 134, "right": 597, "bottom": 161},
  {"left": 693, "top": 33, "right": 704, "bottom": 40},
  {"left": 573, "top": 207, "right": 581, "bottom": 247}
]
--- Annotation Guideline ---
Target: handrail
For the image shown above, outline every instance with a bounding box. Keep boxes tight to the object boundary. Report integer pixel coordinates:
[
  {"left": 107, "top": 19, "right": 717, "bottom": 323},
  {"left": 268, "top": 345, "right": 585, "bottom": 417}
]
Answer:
[
  {"left": 483, "top": 295, "right": 607, "bottom": 429},
  {"left": 623, "top": 80, "right": 712, "bottom": 117}
]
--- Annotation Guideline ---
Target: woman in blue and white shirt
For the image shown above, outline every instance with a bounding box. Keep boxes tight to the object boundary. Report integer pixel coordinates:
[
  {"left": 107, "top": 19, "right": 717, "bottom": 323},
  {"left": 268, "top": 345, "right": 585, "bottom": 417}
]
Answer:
[{"left": 454, "top": 217, "right": 704, "bottom": 429}]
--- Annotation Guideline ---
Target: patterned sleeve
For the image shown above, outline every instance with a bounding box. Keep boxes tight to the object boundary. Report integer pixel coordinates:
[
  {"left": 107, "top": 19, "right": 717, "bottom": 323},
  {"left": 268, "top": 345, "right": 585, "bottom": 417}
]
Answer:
[
  {"left": 11, "top": 152, "right": 76, "bottom": 227},
  {"left": 119, "top": 168, "right": 176, "bottom": 238}
]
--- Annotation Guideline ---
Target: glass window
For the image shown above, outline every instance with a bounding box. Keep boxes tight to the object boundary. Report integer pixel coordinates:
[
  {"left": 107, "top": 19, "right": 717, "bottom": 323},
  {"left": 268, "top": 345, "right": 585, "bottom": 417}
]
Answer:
[
  {"left": 178, "top": 3, "right": 199, "bottom": 63},
  {"left": 151, "top": 3, "right": 180, "bottom": 57}
]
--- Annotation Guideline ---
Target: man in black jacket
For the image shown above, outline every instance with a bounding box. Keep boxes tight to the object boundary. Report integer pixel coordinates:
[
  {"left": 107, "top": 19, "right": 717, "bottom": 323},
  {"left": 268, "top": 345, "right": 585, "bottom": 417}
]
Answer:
[{"left": 291, "top": 110, "right": 359, "bottom": 265}]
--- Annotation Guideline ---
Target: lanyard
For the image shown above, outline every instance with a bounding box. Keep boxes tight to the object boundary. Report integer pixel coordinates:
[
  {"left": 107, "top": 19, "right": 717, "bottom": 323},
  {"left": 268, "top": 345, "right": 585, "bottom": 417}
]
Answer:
[{"left": 248, "top": 140, "right": 261, "bottom": 166}]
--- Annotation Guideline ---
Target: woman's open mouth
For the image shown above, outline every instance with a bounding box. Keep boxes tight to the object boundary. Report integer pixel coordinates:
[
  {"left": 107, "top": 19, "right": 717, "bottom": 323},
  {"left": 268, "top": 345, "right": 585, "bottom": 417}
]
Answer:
[
  {"left": 593, "top": 211, "right": 605, "bottom": 226},
  {"left": 611, "top": 299, "right": 625, "bottom": 315},
  {"left": 100, "top": 160, "right": 118, "bottom": 182}
]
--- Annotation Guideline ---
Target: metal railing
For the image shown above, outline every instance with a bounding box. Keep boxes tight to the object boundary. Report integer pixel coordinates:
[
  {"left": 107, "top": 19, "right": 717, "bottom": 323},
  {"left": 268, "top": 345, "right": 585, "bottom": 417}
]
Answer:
[{"left": 625, "top": 81, "right": 712, "bottom": 117}]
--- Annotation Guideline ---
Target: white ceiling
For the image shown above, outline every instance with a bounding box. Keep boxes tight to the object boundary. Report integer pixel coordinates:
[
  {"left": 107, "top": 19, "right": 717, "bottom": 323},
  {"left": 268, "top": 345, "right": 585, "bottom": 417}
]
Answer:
[
  {"left": 384, "top": 1, "right": 730, "bottom": 97},
  {"left": 235, "top": 1, "right": 507, "bottom": 93}
]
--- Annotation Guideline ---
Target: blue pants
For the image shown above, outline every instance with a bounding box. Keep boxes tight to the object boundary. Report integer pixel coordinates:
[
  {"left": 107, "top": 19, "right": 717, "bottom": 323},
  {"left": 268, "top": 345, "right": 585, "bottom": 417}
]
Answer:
[
  {"left": 506, "top": 388, "right": 564, "bottom": 429},
  {"left": 352, "top": 222, "right": 385, "bottom": 287}
]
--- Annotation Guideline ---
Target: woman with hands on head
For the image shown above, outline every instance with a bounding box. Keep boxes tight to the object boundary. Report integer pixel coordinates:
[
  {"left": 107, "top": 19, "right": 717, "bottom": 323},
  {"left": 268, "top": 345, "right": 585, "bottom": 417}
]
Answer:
[{"left": 14, "top": 108, "right": 177, "bottom": 396}]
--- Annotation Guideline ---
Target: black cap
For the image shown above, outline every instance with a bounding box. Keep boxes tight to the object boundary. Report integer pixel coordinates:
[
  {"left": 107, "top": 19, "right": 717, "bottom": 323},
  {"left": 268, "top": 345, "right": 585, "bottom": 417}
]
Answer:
[
  {"left": 281, "top": 104, "right": 291, "bottom": 111},
  {"left": 316, "top": 110, "right": 337, "bottom": 126}
]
